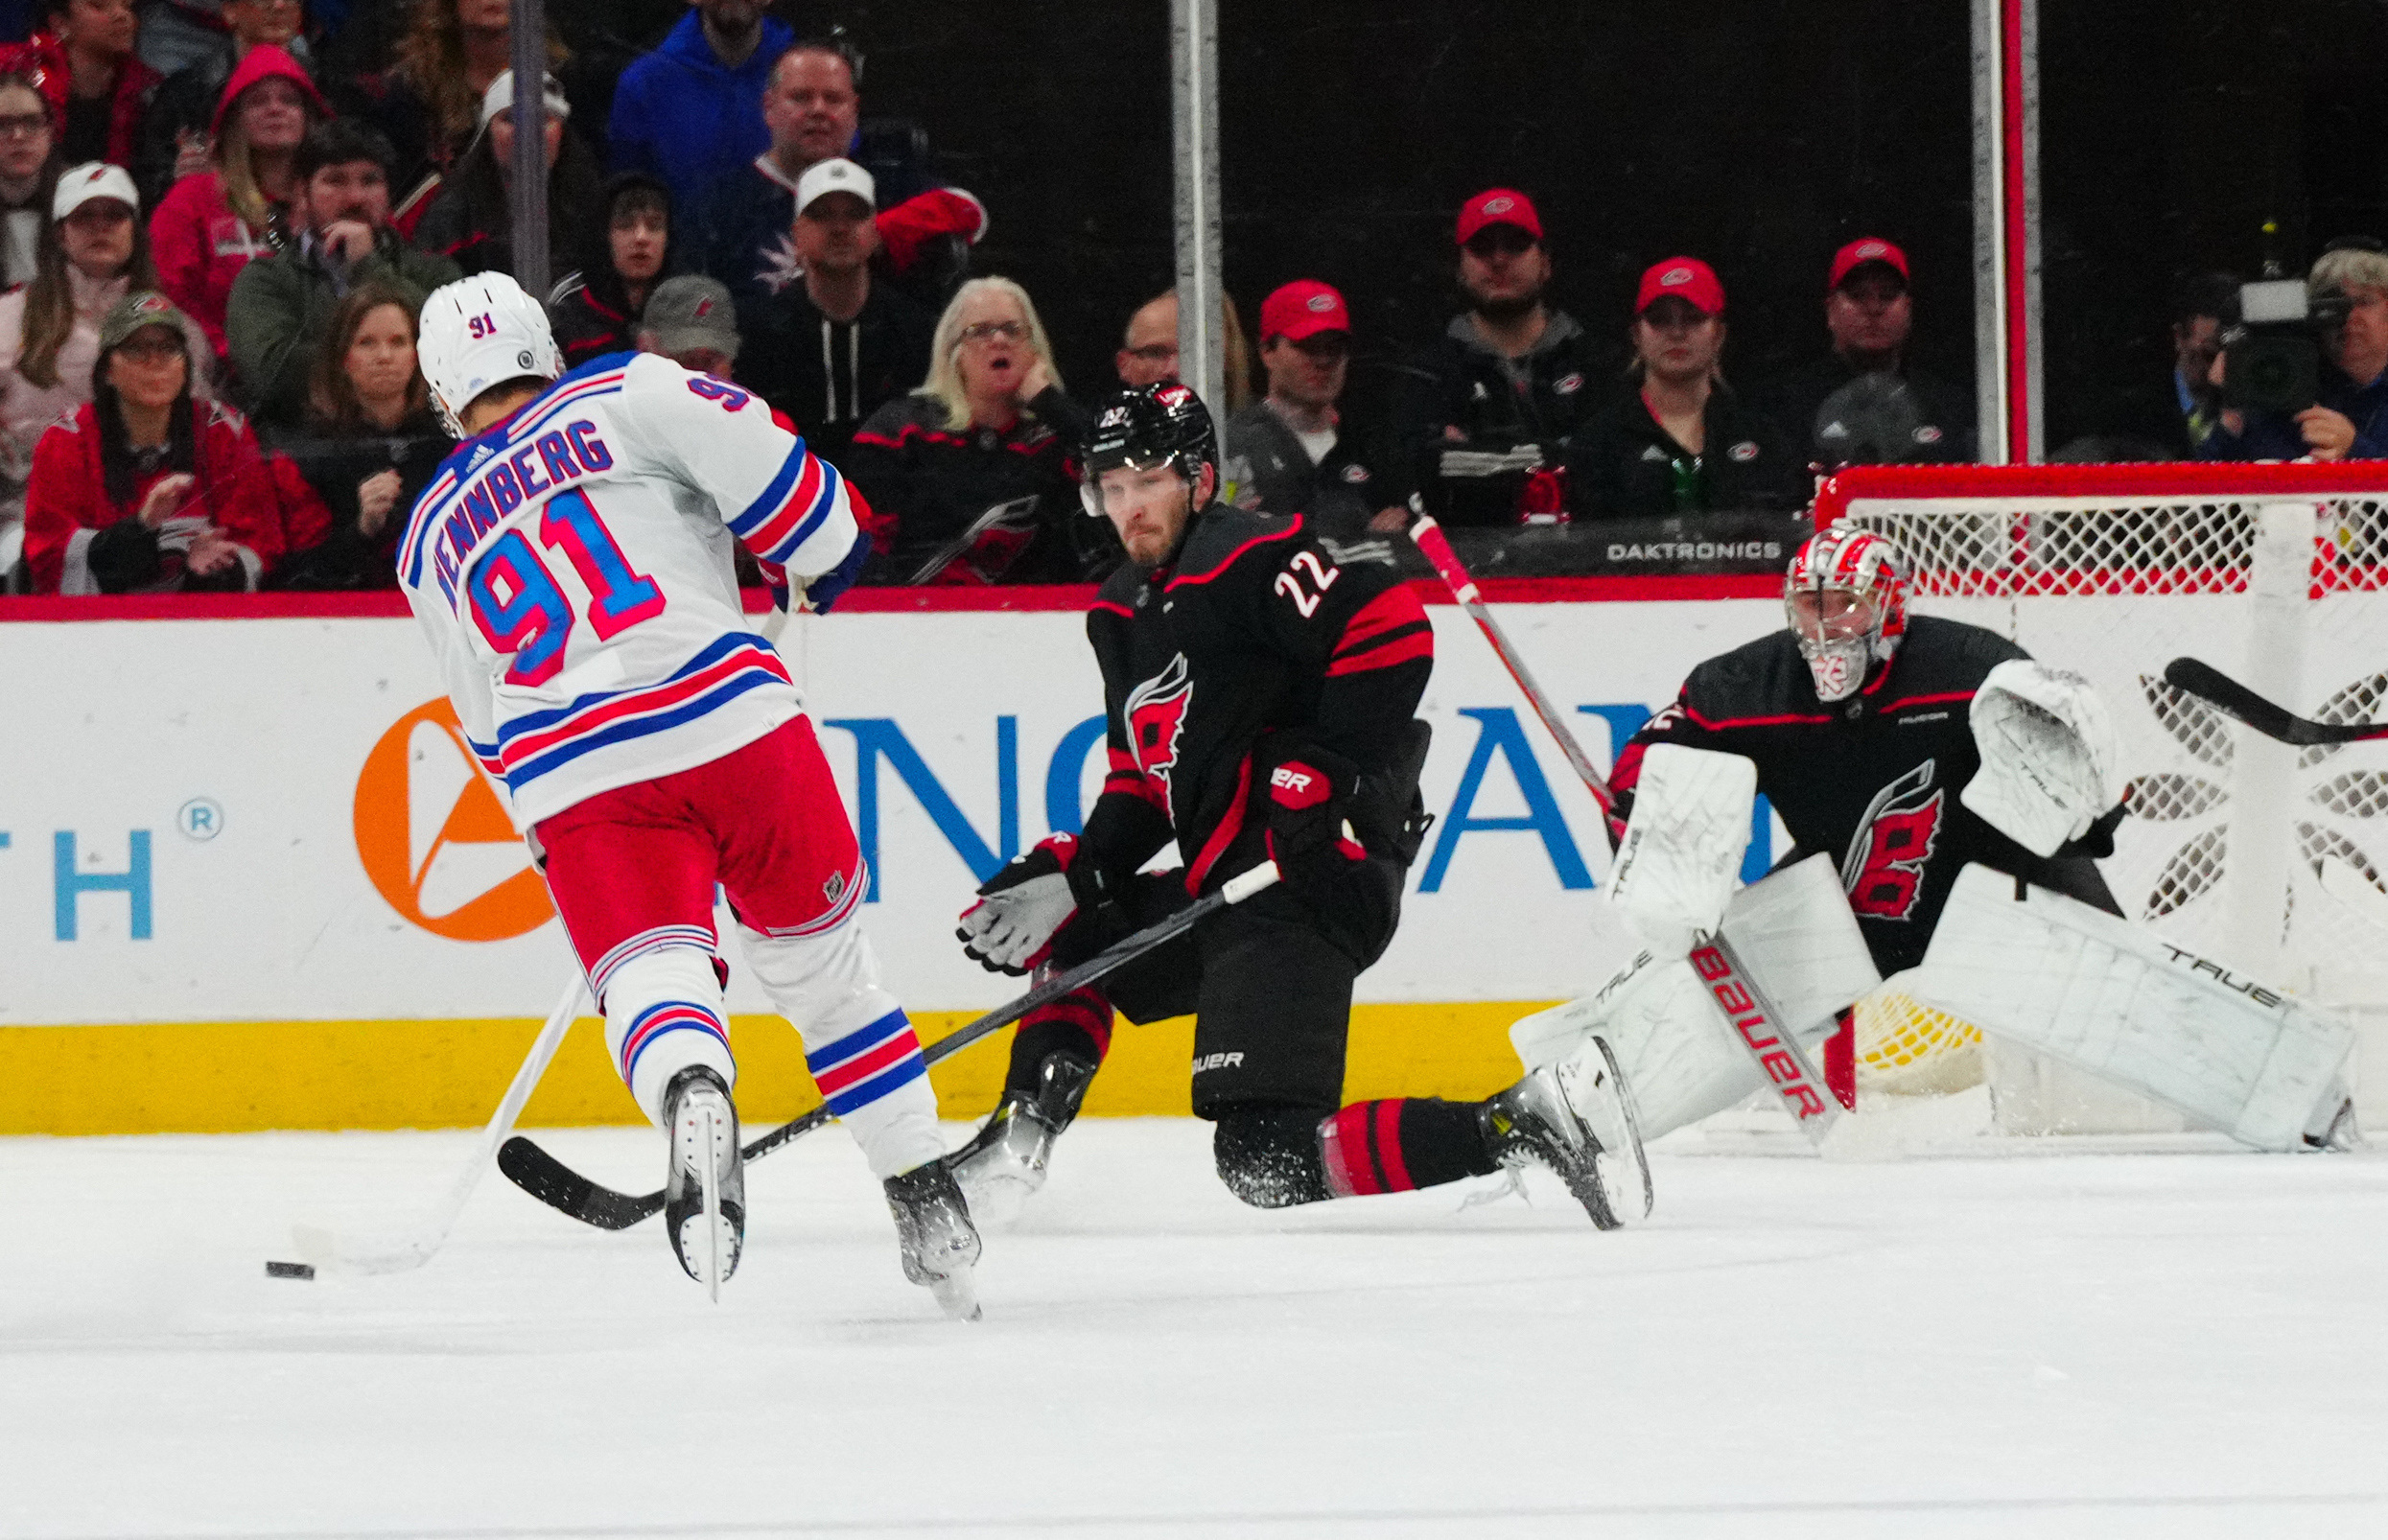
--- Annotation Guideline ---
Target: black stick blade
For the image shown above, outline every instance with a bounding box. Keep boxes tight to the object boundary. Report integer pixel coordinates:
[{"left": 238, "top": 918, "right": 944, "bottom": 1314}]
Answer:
[
  {"left": 2164, "top": 658, "right": 2383, "bottom": 747},
  {"left": 498, "top": 1135, "right": 663, "bottom": 1230}
]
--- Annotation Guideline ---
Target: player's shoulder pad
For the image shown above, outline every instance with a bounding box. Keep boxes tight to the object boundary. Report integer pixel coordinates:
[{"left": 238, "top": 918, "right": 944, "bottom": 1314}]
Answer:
[
  {"left": 1093, "top": 557, "right": 1148, "bottom": 614},
  {"left": 1166, "top": 505, "right": 1305, "bottom": 588},
  {"left": 1681, "top": 629, "right": 1813, "bottom": 721},
  {"left": 1896, "top": 614, "right": 2028, "bottom": 692}
]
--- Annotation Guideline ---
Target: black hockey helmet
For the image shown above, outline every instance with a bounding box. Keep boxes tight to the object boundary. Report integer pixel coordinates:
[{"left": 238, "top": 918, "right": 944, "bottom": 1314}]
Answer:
[{"left": 1078, "top": 382, "right": 1218, "bottom": 517}]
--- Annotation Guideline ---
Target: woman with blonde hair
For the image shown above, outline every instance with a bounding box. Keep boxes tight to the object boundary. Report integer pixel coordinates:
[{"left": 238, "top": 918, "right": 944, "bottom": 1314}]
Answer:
[
  {"left": 848, "top": 276, "right": 1111, "bottom": 585},
  {"left": 148, "top": 44, "right": 325, "bottom": 362}
]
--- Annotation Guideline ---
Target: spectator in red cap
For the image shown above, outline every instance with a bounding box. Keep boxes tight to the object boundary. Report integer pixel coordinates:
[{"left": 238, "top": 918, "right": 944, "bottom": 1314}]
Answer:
[
  {"left": 1218, "top": 278, "right": 1401, "bottom": 541},
  {"left": 1567, "top": 257, "right": 1800, "bottom": 520},
  {"left": 1392, "top": 185, "right": 1615, "bottom": 527},
  {"left": 1754, "top": 235, "right": 1973, "bottom": 465}
]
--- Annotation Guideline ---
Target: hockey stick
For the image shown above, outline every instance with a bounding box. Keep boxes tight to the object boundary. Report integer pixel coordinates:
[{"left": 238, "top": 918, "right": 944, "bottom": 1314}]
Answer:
[
  {"left": 498, "top": 860, "right": 1285, "bottom": 1230},
  {"left": 1409, "top": 516, "right": 1844, "bottom": 1145},
  {"left": 2164, "top": 657, "right": 2388, "bottom": 747},
  {"left": 291, "top": 975, "right": 587, "bottom": 1274}
]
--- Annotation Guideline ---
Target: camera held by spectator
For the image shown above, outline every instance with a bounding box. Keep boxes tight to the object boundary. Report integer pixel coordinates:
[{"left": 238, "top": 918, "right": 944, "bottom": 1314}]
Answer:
[{"left": 2203, "top": 241, "right": 2388, "bottom": 463}]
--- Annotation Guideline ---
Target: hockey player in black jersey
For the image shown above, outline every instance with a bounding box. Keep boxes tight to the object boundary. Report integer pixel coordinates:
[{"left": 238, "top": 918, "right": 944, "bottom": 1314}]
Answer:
[
  {"left": 943, "top": 383, "right": 1651, "bottom": 1224},
  {"left": 1511, "top": 525, "right": 2359, "bottom": 1154}
]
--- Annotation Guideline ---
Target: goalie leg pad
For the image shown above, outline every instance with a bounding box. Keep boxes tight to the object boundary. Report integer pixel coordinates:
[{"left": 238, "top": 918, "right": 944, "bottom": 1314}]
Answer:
[
  {"left": 737, "top": 918, "right": 943, "bottom": 1178},
  {"left": 1513, "top": 857, "right": 1881, "bottom": 1140},
  {"left": 1899, "top": 864, "right": 2354, "bottom": 1151}
]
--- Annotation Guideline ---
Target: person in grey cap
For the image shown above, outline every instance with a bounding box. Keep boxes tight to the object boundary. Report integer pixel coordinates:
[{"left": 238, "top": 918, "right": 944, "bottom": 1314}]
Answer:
[
  {"left": 741, "top": 156, "right": 932, "bottom": 467},
  {"left": 637, "top": 274, "right": 742, "bottom": 383}
]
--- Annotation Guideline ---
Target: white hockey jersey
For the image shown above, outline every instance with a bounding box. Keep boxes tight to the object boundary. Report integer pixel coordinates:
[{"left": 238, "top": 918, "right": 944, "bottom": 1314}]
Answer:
[{"left": 397, "top": 350, "right": 862, "bottom": 828}]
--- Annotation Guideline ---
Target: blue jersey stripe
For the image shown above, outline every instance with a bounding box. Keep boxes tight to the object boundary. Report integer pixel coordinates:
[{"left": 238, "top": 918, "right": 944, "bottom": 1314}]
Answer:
[
  {"left": 729, "top": 441, "right": 808, "bottom": 536},
  {"left": 503, "top": 667, "right": 789, "bottom": 790}
]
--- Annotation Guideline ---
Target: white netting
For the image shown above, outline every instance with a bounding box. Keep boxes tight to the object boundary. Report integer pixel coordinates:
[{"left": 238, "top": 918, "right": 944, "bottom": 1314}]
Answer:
[{"left": 1823, "top": 469, "right": 2388, "bottom": 1113}]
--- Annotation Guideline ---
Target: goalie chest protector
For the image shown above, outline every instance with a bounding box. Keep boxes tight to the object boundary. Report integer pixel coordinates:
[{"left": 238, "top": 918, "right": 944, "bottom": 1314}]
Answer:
[{"left": 1613, "top": 614, "right": 2104, "bottom": 973}]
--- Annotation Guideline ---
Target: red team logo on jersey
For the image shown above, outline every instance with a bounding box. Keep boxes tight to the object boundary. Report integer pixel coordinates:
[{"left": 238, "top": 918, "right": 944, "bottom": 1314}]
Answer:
[
  {"left": 1125, "top": 653, "right": 1193, "bottom": 819},
  {"left": 1839, "top": 759, "right": 1943, "bottom": 920}
]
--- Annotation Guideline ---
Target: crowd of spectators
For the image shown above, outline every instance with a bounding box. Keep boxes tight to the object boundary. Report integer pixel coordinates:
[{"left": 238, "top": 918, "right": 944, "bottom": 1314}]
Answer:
[{"left": 0, "top": 0, "right": 2378, "bottom": 597}]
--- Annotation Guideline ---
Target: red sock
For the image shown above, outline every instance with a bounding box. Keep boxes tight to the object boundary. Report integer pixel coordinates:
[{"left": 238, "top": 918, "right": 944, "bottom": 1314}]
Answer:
[
  {"left": 1319, "top": 1098, "right": 1495, "bottom": 1198},
  {"left": 1002, "top": 986, "right": 1112, "bottom": 1095}
]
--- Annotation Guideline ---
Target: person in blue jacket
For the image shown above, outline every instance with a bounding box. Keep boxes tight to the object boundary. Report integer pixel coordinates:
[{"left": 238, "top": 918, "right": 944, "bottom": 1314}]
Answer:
[{"left": 606, "top": 0, "right": 793, "bottom": 208}]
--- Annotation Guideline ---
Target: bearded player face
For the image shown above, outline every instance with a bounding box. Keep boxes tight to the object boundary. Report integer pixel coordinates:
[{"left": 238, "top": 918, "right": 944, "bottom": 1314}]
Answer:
[{"left": 1095, "top": 461, "right": 1213, "bottom": 567}]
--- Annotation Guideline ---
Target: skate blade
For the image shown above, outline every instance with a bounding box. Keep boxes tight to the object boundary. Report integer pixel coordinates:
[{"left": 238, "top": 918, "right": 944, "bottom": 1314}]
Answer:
[
  {"left": 1559, "top": 1037, "right": 1653, "bottom": 1226},
  {"left": 927, "top": 1265, "right": 983, "bottom": 1322}
]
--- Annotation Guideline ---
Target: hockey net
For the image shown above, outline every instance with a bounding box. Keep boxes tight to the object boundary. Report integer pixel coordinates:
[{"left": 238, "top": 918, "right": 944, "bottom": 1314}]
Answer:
[{"left": 1815, "top": 462, "right": 2388, "bottom": 1131}]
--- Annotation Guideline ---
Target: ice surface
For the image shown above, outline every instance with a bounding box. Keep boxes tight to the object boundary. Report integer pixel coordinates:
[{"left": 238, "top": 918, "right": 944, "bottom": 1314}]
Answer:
[{"left": 3, "top": 1121, "right": 2386, "bottom": 1539}]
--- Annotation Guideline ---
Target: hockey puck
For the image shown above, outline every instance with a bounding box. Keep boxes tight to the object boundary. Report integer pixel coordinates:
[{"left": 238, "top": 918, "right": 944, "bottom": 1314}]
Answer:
[{"left": 265, "top": 1260, "right": 316, "bottom": 1281}]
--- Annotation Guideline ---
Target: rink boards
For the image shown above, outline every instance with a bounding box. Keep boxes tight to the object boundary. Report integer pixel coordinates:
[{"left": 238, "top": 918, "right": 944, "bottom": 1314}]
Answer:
[{"left": 0, "top": 582, "right": 1801, "bottom": 1133}]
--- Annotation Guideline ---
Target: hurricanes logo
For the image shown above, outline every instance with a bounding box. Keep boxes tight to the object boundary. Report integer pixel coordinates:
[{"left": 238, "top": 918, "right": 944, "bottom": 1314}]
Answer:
[
  {"left": 1125, "top": 653, "right": 1194, "bottom": 820},
  {"left": 1841, "top": 758, "right": 1944, "bottom": 921},
  {"left": 354, "top": 699, "right": 554, "bottom": 942}
]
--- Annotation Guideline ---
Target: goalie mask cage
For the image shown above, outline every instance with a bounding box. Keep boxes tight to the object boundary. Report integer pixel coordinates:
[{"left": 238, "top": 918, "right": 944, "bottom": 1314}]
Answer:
[{"left": 1814, "top": 461, "right": 2388, "bottom": 1133}]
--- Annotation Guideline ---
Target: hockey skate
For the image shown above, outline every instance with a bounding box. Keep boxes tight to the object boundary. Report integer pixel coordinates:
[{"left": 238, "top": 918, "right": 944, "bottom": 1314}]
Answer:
[
  {"left": 662, "top": 1066, "right": 744, "bottom": 1298},
  {"left": 1480, "top": 1035, "right": 1652, "bottom": 1230},
  {"left": 941, "top": 1051, "right": 1097, "bottom": 1228},
  {"left": 2304, "top": 1094, "right": 2365, "bottom": 1153},
  {"left": 884, "top": 1160, "right": 984, "bottom": 1321}
]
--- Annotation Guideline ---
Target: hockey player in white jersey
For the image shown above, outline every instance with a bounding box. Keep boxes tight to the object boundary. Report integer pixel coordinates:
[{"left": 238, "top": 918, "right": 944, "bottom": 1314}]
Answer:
[{"left": 401, "top": 273, "right": 980, "bottom": 1313}]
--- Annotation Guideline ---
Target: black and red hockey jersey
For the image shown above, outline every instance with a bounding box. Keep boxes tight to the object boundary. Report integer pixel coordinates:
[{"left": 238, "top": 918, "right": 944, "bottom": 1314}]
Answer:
[
  {"left": 1074, "top": 507, "right": 1436, "bottom": 897},
  {"left": 1611, "top": 614, "right": 2119, "bottom": 974}
]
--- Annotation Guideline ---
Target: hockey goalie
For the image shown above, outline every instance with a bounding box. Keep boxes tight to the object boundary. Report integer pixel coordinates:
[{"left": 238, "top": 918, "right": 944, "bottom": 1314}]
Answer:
[{"left": 1516, "top": 525, "right": 2362, "bottom": 1154}]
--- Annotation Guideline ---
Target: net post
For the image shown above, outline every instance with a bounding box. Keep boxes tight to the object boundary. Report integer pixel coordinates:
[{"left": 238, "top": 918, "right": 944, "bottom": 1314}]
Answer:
[{"left": 2220, "top": 501, "right": 2315, "bottom": 982}]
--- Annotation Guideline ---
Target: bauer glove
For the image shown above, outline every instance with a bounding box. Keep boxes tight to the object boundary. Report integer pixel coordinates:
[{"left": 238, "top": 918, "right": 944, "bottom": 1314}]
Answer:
[
  {"left": 957, "top": 834, "right": 1084, "bottom": 975},
  {"left": 1262, "top": 747, "right": 1369, "bottom": 905}
]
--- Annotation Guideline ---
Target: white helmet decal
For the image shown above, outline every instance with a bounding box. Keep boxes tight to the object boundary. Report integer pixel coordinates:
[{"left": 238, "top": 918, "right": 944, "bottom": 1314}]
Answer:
[{"left": 418, "top": 273, "right": 562, "bottom": 437}]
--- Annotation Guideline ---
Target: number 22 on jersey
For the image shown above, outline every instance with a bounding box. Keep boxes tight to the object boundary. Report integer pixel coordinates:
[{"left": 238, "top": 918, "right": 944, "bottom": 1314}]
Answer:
[{"left": 465, "top": 487, "right": 666, "bottom": 686}]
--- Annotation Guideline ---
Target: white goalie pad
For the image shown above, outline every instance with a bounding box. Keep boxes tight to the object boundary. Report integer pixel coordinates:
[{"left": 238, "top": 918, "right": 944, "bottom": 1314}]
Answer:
[
  {"left": 1960, "top": 659, "right": 2122, "bottom": 858},
  {"left": 1603, "top": 744, "right": 1757, "bottom": 955},
  {"left": 1514, "top": 854, "right": 1881, "bottom": 1139},
  {"left": 1898, "top": 863, "right": 2354, "bottom": 1150}
]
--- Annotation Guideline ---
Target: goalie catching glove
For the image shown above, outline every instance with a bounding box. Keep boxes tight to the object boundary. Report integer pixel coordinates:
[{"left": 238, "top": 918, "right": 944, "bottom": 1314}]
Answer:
[
  {"left": 1961, "top": 658, "right": 2121, "bottom": 858},
  {"left": 957, "top": 835, "right": 1101, "bottom": 975}
]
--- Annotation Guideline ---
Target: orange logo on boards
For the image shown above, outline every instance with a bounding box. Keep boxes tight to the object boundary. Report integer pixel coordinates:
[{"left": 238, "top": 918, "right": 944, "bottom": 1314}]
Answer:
[{"left": 354, "top": 700, "right": 553, "bottom": 941}]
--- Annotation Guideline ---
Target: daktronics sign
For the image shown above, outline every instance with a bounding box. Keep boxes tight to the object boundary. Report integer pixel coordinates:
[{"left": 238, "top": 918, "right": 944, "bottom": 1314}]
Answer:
[{"left": 352, "top": 699, "right": 553, "bottom": 942}]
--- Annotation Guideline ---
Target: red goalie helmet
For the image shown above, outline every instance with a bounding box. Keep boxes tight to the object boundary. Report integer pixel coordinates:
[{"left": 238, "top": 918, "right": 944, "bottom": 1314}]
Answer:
[{"left": 1784, "top": 525, "right": 1909, "bottom": 702}]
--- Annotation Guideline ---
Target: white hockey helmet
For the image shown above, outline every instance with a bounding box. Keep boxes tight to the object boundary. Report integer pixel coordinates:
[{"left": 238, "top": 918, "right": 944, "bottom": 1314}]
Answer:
[{"left": 419, "top": 273, "right": 562, "bottom": 436}]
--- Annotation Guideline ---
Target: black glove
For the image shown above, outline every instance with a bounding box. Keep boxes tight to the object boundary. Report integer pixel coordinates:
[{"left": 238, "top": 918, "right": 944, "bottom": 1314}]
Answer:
[
  {"left": 1262, "top": 745, "right": 1368, "bottom": 907},
  {"left": 956, "top": 835, "right": 1083, "bottom": 975},
  {"left": 87, "top": 517, "right": 164, "bottom": 593}
]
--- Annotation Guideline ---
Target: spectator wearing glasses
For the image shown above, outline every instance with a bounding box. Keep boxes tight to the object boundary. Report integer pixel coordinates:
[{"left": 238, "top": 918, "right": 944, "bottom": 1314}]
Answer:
[
  {"left": 130, "top": 0, "right": 307, "bottom": 208},
  {"left": 2, "top": 0, "right": 159, "bottom": 169},
  {"left": 1112, "top": 286, "right": 1253, "bottom": 413},
  {"left": 549, "top": 171, "right": 672, "bottom": 368},
  {"left": 1393, "top": 187, "right": 1611, "bottom": 528},
  {"left": 223, "top": 118, "right": 458, "bottom": 433},
  {"left": 0, "top": 72, "right": 61, "bottom": 289},
  {"left": 2202, "top": 244, "right": 2388, "bottom": 463},
  {"left": 265, "top": 281, "right": 442, "bottom": 589},
  {"left": 1220, "top": 279, "right": 1400, "bottom": 540},
  {"left": 147, "top": 43, "right": 321, "bottom": 362},
  {"left": 695, "top": 38, "right": 986, "bottom": 306},
  {"left": 1567, "top": 257, "right": 1801, "bottom": 520},
  {"left": 742, "top": 157, "right": 932, "bottom": 467},
  {"left": 23, "top": 290, "right": 299, "bottom": 592},
  {"left": 1755, "top": 237, "right": 1973, "bottom": 466},
  {"left": 412, "top": 69, "right": 603, "bottom": 281},
  {"left": 0, "top": 161, "right": 206, "bottom": 584},
  {"left": 847, "top": 275, "right": 1090, "bottom": 585}
]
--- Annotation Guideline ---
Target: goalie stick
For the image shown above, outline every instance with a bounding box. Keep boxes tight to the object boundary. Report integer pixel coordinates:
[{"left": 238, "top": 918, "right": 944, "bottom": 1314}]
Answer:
[
  {"left": 2164, "top": 657, "right": 2388, "bottom": 747},
  {"left": 1408, "top": 516, "right": 1845, "bottom": 1146},
  {"left": 499, "top": 860, "right": 1284, "bottom": 1230}
]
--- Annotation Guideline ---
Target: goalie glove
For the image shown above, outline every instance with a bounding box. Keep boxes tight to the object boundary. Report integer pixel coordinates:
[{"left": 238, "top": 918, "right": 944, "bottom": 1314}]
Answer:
[
  {"left": 1602, "top": 744, "right": 1757, "bottom": 956},
  {"left": 1961, "top": 659, "right": 2120, "bottom": 858},
  {"left": 957, "top": 835, "right": 1084, "bottom": 975}
]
